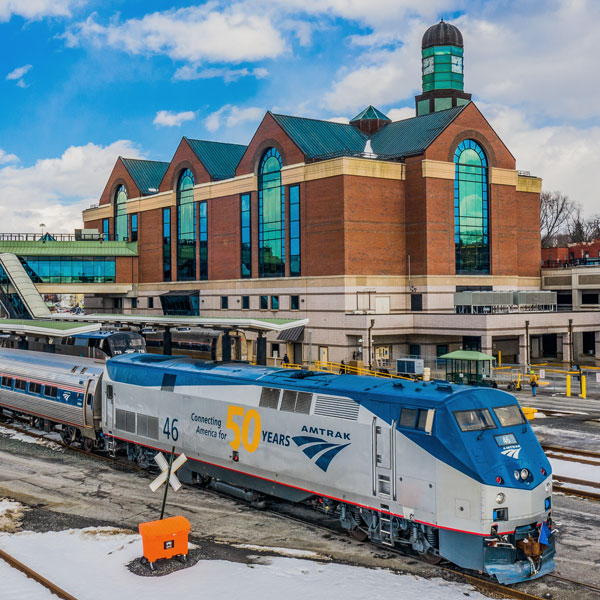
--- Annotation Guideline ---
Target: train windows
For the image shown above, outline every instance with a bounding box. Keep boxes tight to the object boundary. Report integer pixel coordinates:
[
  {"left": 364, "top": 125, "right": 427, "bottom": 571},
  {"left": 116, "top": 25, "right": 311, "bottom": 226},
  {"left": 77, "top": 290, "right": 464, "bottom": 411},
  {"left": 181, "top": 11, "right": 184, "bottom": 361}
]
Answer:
[
  {"left": 399, "top": 407, "right": 417, "bottom": 428},
  {"left": 161, "top": 373, "right": 177, "bottom": 392},
  {"left": 14, "top": 379, "right": 26, "bottom": 391},
  {"left": 454, "top": 408, "right": 495, "bottom": 432},
  {"left": 44, "top": 386, "right": 58, "bottom": 398},
  {"left": 1, "top": 376, "right": 13, "bottom": 388},
  {"left": 29, "top": 382, "right": 41, "bottom": 394},
  {"left": 259, "top": 387, "right": 280, "bottom": 409},
  {"left": 106, "top": 384, "right": 113, "bottom": 399},
  {"left": 493, "top": 405, "right": 525, "bottom": 427}
]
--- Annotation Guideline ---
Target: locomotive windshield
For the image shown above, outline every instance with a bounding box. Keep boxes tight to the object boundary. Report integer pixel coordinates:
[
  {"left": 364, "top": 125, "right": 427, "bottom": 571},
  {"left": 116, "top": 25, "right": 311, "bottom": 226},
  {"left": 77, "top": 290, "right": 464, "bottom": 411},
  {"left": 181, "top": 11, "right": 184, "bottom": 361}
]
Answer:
[
  {"left": 106, "top": 333, "right": 146, "bottom": 356},
  {"left": 493, "top": 404, "right": 525, "bottom": 427},
  {"left": 454, "top": 408, "right": 495, "bottom": 432}
]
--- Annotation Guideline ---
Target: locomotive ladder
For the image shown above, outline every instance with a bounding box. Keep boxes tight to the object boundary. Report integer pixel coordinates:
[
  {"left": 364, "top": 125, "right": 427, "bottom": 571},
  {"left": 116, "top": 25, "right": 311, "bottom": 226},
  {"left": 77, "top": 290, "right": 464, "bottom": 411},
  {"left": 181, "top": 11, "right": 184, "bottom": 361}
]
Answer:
[{"left": 379, "top": 505, "right": 394, "bottom": 546}]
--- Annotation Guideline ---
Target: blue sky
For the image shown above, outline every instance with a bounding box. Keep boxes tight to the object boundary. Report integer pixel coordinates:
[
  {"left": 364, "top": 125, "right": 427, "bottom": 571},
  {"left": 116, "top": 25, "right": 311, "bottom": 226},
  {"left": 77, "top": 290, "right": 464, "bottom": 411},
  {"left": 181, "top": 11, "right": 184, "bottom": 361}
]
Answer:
[{"left": 1, "top": 0, "right": 599, "bottom": 231}]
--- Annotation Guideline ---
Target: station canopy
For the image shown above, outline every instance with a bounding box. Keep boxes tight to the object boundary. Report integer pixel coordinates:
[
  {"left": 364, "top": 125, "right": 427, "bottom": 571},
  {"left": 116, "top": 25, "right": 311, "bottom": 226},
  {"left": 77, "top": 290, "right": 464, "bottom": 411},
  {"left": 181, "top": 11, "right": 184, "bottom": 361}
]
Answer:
[
  {"left": 0, "top": 318, "right": 101, "bottom": 338},
  {"left": 439, "top": 350, "right": 495, "bottom": 361},
  {"left": 52, "top": 313, "right": 308, "bottom": 334}
]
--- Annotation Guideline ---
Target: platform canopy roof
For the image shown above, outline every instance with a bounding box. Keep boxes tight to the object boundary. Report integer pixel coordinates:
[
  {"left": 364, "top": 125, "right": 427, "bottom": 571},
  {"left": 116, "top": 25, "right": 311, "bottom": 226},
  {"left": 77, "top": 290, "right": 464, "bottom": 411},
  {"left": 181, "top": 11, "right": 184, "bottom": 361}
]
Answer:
[
  {"left": 439, "top": 350, "right": 495, "bottom": 361},
  {"left": 53, "top": 313, "right": 309, "bottom": 334},
  {"left": 0, "top": 241, "right": 137, "bottom": 256},
  {"left": 0, "top": 319, "right": 101, "bottom": 337}
]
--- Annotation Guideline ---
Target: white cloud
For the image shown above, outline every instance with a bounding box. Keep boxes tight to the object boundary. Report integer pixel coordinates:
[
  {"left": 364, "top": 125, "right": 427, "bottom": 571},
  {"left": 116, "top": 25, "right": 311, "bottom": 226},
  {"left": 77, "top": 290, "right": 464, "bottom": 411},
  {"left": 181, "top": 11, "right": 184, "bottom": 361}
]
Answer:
[
  {"left": 483, "top": 103, "right": 600, "bottom": 217},
  {"left": 0, "top": 140, "right": 143, "bottom": 232},
  {"left": 205, "top": 105, "right": 263, "bottom": 132},
  {"left": 6, "top": 64, "right": 32, "bottom": 80},
  {"left": 173, "top": 65, "right": 268, "bottom": 83},
  {"left": 328, "top": 116, "right": 349, "bottom": 124},
  {"left": 64, "top": 6, "right": 286, "bottom": 64},
  {"left": 6, "top": 64, "right": 32, "bottom": 88},
  {"left": 153, "top": 110, "right": 195, "bottom": 127},
  {"left": 386, "top": 106, "right": 415, "bottom": 121},
  {"left": 0, "top": 0, "right": 79, "bottom": 22},
  {"left": 0, "top": 149, "right": 18, "bottom": 164}
]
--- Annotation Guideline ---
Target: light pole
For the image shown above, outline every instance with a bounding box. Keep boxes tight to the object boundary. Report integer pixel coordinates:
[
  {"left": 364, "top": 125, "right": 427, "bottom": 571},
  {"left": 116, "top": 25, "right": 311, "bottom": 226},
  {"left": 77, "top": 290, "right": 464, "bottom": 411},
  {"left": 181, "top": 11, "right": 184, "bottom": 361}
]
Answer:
[{"left": 39, "top": 223, "right": 46, "bottom": 240}]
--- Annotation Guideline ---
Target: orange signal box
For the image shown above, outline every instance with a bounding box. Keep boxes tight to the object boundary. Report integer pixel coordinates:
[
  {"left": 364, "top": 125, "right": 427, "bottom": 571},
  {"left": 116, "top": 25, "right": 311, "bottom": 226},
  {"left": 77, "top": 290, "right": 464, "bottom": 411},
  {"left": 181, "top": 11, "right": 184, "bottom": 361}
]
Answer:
[{"left": 139, "top": 516, "right": 191, "bottom": 565}]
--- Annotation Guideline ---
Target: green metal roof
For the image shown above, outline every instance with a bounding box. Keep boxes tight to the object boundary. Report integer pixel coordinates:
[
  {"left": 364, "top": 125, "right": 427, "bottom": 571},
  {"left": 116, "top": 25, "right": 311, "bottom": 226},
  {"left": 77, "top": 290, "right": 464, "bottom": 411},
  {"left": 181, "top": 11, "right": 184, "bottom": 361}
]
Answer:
[
  {"left": 121, "top": 158, "right": 169, "bottom": 195},
  {"left": 0, "top": 319, "right": 98, "bottom": 331},
  {"left": 439, "top": 350, "right": 495, "bottom": 361},
  {"left": 350, "top": 105, "right": 391, "bottom": 122},
  {"left": 185, "top": 138, "right": 247, "bottom": 180},
  {"left": 271, "top": 112, "right": 367, "bottom": 158},
  {"left": 0, "top": 241, "right": 138, "bottom": 257},
  {"left": 370, "top": 105, "right": 467, "bottom": 156}
]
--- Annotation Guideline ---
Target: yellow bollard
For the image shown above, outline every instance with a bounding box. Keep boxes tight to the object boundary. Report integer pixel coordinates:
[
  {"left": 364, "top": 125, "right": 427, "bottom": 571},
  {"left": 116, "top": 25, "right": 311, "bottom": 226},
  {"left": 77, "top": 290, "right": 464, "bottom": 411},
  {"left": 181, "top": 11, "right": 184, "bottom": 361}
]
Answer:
[
  {"left": 566, "top": 374, "right": 571, "bottom": 397},
  {"left": 580, "top": 375, "right": 586, "bottom": 399},
  {"left": 498, "top": 350, "right": 502, "bottom": 367}
]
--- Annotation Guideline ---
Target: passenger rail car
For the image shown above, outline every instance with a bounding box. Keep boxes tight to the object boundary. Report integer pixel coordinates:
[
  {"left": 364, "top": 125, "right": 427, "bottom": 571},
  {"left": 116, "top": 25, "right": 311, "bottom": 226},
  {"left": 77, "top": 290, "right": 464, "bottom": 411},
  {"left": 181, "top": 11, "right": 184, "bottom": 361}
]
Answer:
[{"left": 0, "top": 348, "right": 555, "bottom": 584}]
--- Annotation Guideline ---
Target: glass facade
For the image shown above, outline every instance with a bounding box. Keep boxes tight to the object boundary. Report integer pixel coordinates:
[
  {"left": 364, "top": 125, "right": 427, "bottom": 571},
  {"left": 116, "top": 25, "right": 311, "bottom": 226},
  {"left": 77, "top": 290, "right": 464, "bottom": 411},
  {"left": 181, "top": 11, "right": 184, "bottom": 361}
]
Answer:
[
  {"left": 177, "top": 169, "right": 196, "bottom": 281},
  {"left": 454, "top": 140, "right": 489, "bottom": 274},
  {"left": 160, "top": 293, "right": 199, "bottom": 316},
  {"left": 258, "top": 148, "right": 285, "bottom": 277},
  {"left": 102, "top": 218, "right": 109, "bottom": 240},
  {"left": 163, "top": 207, "right": 171, "bottom": 282},
  {"left": 20, "top": 257, "right": 116, "bottom": 283},
  {"left": 289, "top": 185, "right": 301, "bottom": 277},
  {"left": 422, "top": 45, "right": 464, "bottom": 92},
  {"left": 129, "top": 213, "right": 138, "bottom": 242},
  {"left": 114, "top": 185, "right": 128, "bottom": 241},
  {"left": 240, "top": 193, "right": 251, "bottom": 278},
  {"left": 199, "top": 201, "right": 208, "bottom": 280}
]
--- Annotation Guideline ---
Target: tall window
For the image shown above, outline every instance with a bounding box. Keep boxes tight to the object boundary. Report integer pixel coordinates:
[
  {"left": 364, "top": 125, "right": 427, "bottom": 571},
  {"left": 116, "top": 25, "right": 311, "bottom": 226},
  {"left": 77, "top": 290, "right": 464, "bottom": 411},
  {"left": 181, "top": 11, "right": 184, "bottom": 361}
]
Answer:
[
  {"left": 163, "top": 207, "right": 171, "bottom": 282},
  {"left": 199, "top": 201, "right": 208, "bottom": 280},
  {"left": 102, "top": 218, "right": 109, "bottom": 240},
  {"left": 241, "top": 193, "right": 251, "bottom": 278},
  {"left": 289, "top": 185, "right": 301, "bottom": 277},
  {"left": 129, "top": 213, "right": 138, "bottom": 242},
  {"left": 258, "top": 148, "right": 285, "bottom": 277},
  {"left": 114, "top": 185, "right": 128, "bottom": 241},
  {"left": 454, "top": 140, "right": 489, "bottom": 274},
  {"left": 177, "top": 169, "right": 196, "bottom": 281}
]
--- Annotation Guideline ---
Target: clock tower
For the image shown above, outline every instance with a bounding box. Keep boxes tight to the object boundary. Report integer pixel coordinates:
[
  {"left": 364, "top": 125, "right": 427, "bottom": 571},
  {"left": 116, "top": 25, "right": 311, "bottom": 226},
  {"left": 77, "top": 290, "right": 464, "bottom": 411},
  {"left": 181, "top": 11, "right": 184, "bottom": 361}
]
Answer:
[{"left": 415, "top": 20, "right": 471, "bottom": 116}]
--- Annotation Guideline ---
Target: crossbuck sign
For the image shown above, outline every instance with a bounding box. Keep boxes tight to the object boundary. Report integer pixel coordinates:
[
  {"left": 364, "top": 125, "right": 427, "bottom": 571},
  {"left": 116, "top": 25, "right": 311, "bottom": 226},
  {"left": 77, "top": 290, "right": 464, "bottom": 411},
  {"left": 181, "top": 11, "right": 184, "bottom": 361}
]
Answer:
[{"left": 150, "top": 451, "right": 188, "bottom": 493}]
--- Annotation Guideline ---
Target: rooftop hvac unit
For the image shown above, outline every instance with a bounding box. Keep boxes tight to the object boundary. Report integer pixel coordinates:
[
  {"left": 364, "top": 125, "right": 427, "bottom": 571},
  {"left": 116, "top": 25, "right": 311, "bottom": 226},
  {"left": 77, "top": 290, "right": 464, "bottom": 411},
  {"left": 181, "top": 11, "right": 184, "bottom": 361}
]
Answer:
[{"left": 396, "top": 358, "right": 424, "bottom": 376}]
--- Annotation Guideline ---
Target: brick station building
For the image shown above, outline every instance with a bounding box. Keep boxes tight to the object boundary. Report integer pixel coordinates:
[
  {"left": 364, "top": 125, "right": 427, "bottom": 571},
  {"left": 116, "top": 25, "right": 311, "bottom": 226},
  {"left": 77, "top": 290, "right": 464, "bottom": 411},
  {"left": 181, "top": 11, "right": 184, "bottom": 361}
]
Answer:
[{"left": 80, "top": 20, "right": 599, "bottom": 367}]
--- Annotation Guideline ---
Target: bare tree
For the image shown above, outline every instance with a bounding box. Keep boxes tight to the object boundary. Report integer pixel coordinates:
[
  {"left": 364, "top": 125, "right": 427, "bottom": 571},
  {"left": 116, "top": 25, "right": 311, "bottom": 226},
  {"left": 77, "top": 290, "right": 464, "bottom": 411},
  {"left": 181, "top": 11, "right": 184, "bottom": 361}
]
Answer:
[{"left": 540, "top": 191, "right": 579, "bottom": 247}]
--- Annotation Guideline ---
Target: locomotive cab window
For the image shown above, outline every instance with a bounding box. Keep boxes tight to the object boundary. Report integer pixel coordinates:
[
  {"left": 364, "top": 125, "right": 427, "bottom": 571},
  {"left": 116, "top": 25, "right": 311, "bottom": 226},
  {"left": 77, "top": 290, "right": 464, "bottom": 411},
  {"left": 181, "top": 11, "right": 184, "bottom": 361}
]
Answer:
[
  {"left": 399, "top": 407, "right": 417, "bottom": 428},
  {"left": 454, "top": 408, "right": 495, "bottom": 432},
  {"left": 493, "top": 405, "right": 526, "bottom": 427}
]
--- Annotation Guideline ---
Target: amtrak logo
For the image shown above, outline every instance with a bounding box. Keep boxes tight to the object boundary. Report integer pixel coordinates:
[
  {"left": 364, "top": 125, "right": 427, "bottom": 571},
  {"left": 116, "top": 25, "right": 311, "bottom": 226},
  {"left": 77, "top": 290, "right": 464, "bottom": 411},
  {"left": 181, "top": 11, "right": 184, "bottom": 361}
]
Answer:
[
  {"left": 501, "top": 446, "right": 521, "bottom": 459},
  {"left": 62, "top": 392, "right": 71, "bottom": 402},
  {"left": 292, "top": 436, "right": 350, "bottom": 472}
]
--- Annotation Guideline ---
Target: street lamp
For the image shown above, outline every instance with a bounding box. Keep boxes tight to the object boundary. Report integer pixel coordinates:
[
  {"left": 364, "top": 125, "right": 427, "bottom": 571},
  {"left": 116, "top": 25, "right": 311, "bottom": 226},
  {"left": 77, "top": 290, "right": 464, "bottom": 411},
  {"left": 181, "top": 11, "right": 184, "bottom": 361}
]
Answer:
[{"left": 39, "top": 223, "right": 46, "bottom": 240}]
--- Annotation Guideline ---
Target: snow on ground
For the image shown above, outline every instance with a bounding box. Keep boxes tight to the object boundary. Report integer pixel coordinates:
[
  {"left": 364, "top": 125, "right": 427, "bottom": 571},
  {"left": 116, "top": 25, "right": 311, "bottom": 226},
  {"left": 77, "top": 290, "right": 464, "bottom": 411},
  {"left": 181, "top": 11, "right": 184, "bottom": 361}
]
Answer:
[
  {"left": 233, "top": 544, "right": 323, "bottom": 559},
  {"left": 0, "top": 498, "right": 26, "bottom": 533},
  {"left": 0, "top": 424, "right": 63, "bottom": 450},
  {"left": 549, "top": 457, "right": 600, "bottom": 484},
  {"left": 0, "top": 560, "right": 55, "bottom": 599},
  {"left": 0, "top": 525, "right": 513, "bottom": 600}
]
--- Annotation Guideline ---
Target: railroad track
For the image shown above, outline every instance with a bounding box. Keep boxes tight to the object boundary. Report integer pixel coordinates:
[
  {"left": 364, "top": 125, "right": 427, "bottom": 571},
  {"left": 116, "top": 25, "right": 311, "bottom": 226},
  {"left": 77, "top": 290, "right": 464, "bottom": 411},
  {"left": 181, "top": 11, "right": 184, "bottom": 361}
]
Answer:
[
  {"left": 540, "top": 444, "right": 600, "bottom": 501},
  {"left": 2, "top": 420, "right": 599, "bottom": 599},
  {"left": 0, "top": 547, "right": 77, "bottom": 600}
]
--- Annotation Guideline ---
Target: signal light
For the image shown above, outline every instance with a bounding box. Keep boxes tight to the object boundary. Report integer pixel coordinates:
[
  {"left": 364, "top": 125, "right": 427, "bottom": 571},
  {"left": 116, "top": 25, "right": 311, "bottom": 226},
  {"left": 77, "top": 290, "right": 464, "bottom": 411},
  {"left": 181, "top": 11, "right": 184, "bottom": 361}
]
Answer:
[
  {"left": 496, "top": 476, "right": 504, "bottom": 484},
  {"left": 232, "top": 451, "right": 239, "bottom": 462},
  {"left": 541, "top": 467, "right": 547, "bottom": 476}
]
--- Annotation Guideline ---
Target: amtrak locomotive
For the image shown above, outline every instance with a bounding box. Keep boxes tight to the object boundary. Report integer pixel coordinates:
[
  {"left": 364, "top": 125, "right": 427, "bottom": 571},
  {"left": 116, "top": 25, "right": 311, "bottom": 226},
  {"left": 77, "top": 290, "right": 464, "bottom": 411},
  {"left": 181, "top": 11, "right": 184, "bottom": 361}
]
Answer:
[{"left": 0, "top": 348, "right": 555, "bottom": 584}]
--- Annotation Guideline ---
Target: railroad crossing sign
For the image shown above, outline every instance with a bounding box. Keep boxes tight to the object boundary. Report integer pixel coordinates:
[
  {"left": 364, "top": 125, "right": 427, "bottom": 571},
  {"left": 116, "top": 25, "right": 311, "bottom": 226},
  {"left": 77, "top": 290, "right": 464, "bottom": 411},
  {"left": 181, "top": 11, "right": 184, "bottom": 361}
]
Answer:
[{"left": 150, "top": 451, "right": 188, "bottom": 492}]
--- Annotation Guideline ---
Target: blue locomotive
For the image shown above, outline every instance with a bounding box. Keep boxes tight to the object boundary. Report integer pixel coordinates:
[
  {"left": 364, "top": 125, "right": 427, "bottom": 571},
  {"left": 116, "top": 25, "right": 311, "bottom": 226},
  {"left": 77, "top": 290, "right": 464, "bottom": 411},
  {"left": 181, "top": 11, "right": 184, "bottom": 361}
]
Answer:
[{"left": 0, "top": 348, "right": 555, "bottom": 584}]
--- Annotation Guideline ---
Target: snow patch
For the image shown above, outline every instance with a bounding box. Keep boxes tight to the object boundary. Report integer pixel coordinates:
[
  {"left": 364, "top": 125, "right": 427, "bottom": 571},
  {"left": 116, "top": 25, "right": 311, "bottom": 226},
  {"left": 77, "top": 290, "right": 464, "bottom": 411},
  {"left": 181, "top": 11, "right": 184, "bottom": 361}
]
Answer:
[
  {"left": 0, "top": 425, "right": 63, "bottom": 451},
  {"left": 0, "top": 498, "right": 26, "bottom": 533},
  {"left": 233, "top": 544, "right": 323, "bottom": 559}
]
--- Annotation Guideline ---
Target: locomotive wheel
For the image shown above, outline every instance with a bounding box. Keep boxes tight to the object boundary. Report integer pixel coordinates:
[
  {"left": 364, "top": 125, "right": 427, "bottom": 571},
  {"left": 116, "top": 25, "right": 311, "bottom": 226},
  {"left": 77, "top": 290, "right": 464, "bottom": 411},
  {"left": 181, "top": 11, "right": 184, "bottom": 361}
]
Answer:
[
  {"left": 418, "top": 550, "right": 442, "bottom": 565},
  {"left": 60, "top": 427, "right": 74, "bottom": 445},
  {"left": 348, "top": 527, "right": 369, "bottom": 542},
  {"left": 82, "top": 438, "right": 95, "bottom": 453}
]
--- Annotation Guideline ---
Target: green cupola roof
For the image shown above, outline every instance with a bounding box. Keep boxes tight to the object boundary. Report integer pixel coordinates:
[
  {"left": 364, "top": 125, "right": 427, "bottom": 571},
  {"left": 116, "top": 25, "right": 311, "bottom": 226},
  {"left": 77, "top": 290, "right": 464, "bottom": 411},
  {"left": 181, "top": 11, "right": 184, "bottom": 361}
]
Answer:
[{"left": 350, "top": 105, "right": 391, "bottom": 123}]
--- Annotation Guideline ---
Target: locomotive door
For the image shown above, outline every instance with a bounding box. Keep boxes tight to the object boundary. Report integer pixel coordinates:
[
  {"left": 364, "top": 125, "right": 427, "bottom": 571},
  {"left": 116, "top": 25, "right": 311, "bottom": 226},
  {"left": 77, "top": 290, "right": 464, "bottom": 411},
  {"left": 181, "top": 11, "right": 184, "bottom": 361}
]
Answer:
[{"left": 372, "top": 417, "right": 396, "bottom": 500}]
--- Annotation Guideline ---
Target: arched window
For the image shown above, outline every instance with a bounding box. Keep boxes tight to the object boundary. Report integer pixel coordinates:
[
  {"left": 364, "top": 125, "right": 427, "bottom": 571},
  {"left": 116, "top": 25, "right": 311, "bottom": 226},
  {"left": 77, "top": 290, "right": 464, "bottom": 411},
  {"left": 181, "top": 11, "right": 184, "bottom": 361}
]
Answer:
[
  {"left": 258, "top": 148, "right": 285, "bottom": 277},
  {"left": 177, "top": 168, "right": 196, "bottom": 281},
  {"left": 114, "top": 185, "right": 128, "bottom": 241},
  {"left": 454, "top": 140, "right": 489, "bottom": 274}
]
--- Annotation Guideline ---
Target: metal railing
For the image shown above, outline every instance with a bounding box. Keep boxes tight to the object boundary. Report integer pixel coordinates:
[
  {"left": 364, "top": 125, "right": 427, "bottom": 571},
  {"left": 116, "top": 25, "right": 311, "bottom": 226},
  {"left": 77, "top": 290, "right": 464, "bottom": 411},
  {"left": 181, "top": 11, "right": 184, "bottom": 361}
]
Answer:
[
  {"left": 543, "top": 258, "right": 600, "bottom": 269},
  {"left": 0, "top": 232, "right": 130, "bottom": 242}
]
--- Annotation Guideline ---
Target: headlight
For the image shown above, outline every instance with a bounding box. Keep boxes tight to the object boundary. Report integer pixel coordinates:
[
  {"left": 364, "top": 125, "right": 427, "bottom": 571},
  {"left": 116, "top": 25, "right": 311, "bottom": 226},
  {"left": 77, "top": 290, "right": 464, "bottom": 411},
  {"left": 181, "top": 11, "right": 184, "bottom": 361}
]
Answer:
[
  {"left": 545, "top": 482, "right": 551, "bottom": 492},
  {"left": 520, "top": 468, "right": 530, "bottom": 481},
  {"left": 514, "top": 470, "right": 520, "bottom": 480},
  {"left": 496, "top": 493, "right": 505, "bottom": 504}
]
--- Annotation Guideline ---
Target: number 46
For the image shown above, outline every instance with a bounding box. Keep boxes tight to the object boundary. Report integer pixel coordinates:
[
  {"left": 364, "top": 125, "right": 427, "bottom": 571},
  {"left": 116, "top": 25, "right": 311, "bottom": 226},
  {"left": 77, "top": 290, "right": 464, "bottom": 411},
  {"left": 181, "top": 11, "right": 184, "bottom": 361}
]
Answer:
[
  {"left": 226, "top": 406, "right": 261, "bottom": 453},
  {"left": 163, "top": 417, "right": 179, "bottom": 441}
]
